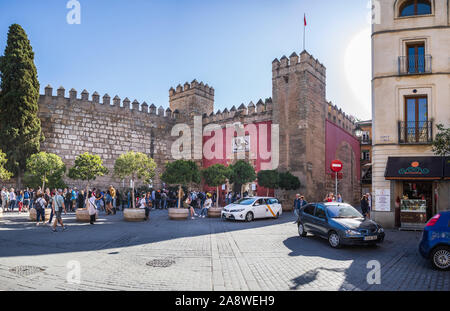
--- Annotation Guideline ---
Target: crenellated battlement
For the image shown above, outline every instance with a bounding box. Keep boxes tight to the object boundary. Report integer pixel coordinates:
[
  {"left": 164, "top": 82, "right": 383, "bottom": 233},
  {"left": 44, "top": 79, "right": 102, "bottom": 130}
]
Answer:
[
  {"left": 272, "top": 50, "right": 326, "bottom": 83},
  {"left": 202, "top": 97, "right": 273, "bottom": 124},
  {"left": 41, "top": 84, "right": 175, "bottom": 119},
  {"left": 169, "top": 80, "right": 215, "bottom": 116},
  {"left": 327, "top": 101, "right": 356, "bottom": 133},
  {"left": 169, "top": 79, "right": 214, "bottom": 98}
]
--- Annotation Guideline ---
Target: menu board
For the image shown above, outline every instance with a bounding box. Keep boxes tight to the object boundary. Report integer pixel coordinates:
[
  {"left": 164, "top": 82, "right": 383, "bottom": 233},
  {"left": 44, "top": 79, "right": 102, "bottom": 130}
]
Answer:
[{"left": 374, "top": 189, "right": 390, "bottom": 212}]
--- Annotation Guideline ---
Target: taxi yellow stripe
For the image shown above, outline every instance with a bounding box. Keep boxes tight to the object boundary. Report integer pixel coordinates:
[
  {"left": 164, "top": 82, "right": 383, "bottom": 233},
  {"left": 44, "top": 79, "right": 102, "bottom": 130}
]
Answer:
[{"left": 266, "top": 204, "right": 276, "bottom": 217}]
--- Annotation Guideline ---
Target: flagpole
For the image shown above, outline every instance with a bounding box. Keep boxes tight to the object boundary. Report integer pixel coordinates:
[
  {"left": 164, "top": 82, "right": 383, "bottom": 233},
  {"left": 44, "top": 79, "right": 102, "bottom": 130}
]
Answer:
[
  {"left": 303, "top": 13, "right": 306, "bottom": 51},
  {"left": 303, "top": 21, "right": 305, "bottom": 51}
]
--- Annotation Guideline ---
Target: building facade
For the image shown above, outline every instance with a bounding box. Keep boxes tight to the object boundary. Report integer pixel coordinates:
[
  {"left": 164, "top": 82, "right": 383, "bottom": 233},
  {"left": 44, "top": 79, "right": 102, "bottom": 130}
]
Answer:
[
  {"left": 372, "top": 0, "right": 450, "bottom": 228},
  {"left": 356, "top": 120, "right": 373, "bottom": 196},
  {"left": 22, "top": 50, "right": 361, "bottom": 205}
]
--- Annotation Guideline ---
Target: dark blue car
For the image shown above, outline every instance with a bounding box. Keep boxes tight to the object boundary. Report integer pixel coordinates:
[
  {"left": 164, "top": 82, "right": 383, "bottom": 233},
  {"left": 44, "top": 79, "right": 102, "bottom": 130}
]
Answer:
[
  {"left": 419, "top": 211, "right": 450, "bottom": 271},
  {"left": 296, "top": 203, "right": 385, "bottom": 248}
]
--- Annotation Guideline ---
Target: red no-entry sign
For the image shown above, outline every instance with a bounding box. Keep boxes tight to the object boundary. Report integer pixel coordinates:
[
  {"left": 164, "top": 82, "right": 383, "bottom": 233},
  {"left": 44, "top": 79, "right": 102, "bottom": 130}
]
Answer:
[{"left": 330, "top": 160, "right": 343, "bottom": 173}]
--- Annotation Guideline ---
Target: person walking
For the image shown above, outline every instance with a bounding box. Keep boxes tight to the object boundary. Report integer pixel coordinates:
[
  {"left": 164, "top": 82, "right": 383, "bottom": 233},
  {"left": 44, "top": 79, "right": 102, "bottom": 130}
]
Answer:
[
  {"left": 366, "top": 193, "right": 372, "bottom": 211},
  {"left": 360, "top": 194, "right": 370, "bottom": 218},
  {"left": 86, "top": 191, "right": 97, "bottom": 225},
  {"left": 51, "top": 189, "right": 67, "bottom": 232},
  {"left": 105, "top": 190, "right": 113, "bottom": 215},
  {"left": 293, "top": 194, "right": 308, "bottom": 217},
  {"left": 35, "top": 193, "right": 47, "bottom": 226},
  {"left": 46, "top": 189, "right": 55, "bottom": 224}
]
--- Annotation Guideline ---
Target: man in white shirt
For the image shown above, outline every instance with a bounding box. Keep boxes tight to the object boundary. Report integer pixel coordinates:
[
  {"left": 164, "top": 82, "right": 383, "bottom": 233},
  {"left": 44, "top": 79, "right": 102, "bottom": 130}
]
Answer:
[
  {"left": 9, "top": 188, "right": 16, "bottom": 212},
  {"left": 139, "top": 193, "right": 150, "bottom": 221}
]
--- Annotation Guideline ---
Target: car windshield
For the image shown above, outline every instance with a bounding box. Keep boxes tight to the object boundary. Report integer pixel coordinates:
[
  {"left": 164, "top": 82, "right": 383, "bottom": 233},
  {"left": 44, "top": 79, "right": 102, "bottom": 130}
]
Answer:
[
  {"left": 326, "top": 204, "right": 363, "bottom": 218},
  {"left": 235, "top": 198, "right": 256, "bottom": 205}
]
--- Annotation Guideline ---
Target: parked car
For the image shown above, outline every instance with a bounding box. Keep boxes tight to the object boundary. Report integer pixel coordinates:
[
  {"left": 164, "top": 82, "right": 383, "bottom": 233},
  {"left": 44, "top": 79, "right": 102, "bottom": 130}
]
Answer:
[
  {"left": 418, "top": 211, "right": 450, "bottom": 271},
  {"left": 296, "top": 202, "right": 385, "bottom": 248},
  {"left": 221, "top": 197, "right": 282, "bottom": 222}
]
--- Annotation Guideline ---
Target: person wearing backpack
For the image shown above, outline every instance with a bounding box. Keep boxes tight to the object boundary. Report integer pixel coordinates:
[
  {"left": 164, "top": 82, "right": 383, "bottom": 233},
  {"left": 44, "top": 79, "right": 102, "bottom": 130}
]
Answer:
[
  {"left": 23, "top": 188, "right": 30, "bottom": 212},
  {"left": 52, "top": 189, "right": 67, "bottom": 232},
  {"left": 35, "top": 193, "right": 47, "bottom": 226}
]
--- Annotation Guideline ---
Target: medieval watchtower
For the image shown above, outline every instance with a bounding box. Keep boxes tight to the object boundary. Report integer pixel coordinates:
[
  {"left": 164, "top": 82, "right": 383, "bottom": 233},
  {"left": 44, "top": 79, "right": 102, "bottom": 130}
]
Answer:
[
  {"left": 272, "top": 50, "right": 327, "bottom": 202},
  {"left": 169, "top": 80, "right": 215, "bottom": 116}
]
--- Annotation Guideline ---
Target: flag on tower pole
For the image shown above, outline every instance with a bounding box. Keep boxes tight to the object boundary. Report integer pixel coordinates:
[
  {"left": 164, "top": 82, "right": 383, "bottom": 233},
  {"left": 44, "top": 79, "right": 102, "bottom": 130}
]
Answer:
[{"left": 303, "top": 14, "right": 307, "bottom": 51}]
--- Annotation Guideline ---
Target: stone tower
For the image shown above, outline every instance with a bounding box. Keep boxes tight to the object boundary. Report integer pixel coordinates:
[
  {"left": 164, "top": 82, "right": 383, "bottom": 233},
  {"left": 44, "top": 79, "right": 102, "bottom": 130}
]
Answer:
[
  {"left": 272, "top": 50, "right": 327, "bottom": 202},
  {"left": 169, "top": 80, "right": 214, "bottom": 116}
]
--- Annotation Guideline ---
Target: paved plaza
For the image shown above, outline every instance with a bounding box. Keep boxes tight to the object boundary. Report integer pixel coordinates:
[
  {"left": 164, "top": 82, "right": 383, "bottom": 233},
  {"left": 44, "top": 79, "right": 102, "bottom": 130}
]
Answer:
[{"left": 0, "top": 210, "right": 448, "bottom": 291}]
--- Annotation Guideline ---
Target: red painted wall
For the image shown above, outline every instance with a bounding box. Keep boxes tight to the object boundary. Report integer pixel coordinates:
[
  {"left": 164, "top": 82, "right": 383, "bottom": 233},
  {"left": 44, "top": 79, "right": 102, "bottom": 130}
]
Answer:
[
  {"left": 202, "top": 121, "right": 275, "bottom": 202},
  {"left": 325, "top": 120, "right": 360, "bottom": 181}
]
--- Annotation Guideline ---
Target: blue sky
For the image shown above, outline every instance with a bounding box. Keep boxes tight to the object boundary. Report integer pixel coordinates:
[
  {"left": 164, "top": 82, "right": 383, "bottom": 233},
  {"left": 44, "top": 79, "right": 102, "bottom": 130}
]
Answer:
[{"left": 0, "top": 0, "right": 372, "bottom": 120}]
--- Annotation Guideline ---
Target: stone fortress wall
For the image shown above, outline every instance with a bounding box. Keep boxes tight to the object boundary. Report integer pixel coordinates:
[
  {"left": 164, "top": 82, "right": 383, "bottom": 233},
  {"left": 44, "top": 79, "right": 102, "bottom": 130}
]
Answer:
[
  {"left": 31, "top": 50, "right": 358, "bottom": 203},
  {"left": 38, "top": 86, "right": 177, "bottom": 190}
]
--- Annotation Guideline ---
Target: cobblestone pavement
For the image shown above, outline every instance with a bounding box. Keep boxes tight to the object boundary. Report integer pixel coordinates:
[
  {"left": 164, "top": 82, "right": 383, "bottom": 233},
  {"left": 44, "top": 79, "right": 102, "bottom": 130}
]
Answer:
[{"left": 0, "top": 209, "right": 448, "bottom": 291}]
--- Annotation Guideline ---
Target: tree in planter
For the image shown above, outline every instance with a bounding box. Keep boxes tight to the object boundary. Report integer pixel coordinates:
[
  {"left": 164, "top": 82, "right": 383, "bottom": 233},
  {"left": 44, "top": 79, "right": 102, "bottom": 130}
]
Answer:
[
  {"left": 0, "top": 150, "right": 12, "bottom": 181},
  {"left": 278, "top": 171, "right": 301, "bottom": 191},
  {"left": 0, "top": 24, "right": 43, "bottom": 188},
  {"left": 229, "top": 160, "right": 256, "bottom": 197},
  {"left": 257, "top": 169, "right": 280, "bottom": 196},
  {"left": 114, "top": 151, "right": 156, "bottom": 209},
  {"left": 26, "top": 152, "right": 65, "bottom": 191},
  {"left": 201, "top": 164, "right": 231, "bottom": 208},
  {"left": 432, "top": 124, "right": 450, "bottom": 157},
  {"left": 161, "top": 160, "right": 200, "bottom": 209},
  {"left": 68, "top": 152, "right": 108, "bottom": 200}
]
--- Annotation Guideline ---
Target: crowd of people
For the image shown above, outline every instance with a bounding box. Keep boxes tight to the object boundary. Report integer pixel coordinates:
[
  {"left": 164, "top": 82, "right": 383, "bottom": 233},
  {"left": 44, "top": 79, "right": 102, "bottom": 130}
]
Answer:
[{"left": 0, "top": 185, "right": 241, "bottom": 227}]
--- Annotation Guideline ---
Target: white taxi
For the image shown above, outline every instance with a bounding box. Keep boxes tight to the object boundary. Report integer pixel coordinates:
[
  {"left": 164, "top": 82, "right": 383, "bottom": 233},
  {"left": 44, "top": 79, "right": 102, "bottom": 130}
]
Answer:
[{"left": 221, "top": 197, "right": 283, "bottom": 222}]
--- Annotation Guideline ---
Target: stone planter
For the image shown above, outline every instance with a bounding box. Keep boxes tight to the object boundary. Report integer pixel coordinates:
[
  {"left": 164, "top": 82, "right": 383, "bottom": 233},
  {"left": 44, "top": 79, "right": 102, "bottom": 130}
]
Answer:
[
  {"left": 124, "top": 208, "right": 146, "bottom": 222},
  {"left": 168, "top": 208, "right": 189, "bottom": 220},
  {"left": 29, "top": 208, "right": 51, "bottom": 222},
  {"left": 76, "top": 208, "right": 98, "bottom": 222},
  {"left": 208, "top": 207, "right": 223, "bottom": 218}
]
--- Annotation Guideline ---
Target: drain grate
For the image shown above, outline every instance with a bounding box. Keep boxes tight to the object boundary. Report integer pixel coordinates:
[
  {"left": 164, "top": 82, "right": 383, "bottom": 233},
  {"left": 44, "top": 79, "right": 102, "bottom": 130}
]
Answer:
[
  {"left": 9, "top": 265, "right": 45, "bottom": 276},
  {"left": 146, "top": 259, "right": 175, "bottom": 268}
]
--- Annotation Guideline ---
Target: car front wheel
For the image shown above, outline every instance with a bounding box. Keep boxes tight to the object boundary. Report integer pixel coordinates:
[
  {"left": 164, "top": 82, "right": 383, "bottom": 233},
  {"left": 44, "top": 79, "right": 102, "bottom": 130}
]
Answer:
[
  {"left": 245, "top": 212, "right": 254, "bottom": 222},
  {"left": 328, "top": 231, "right": 341, "bottom": 248},
  {"left": 431, "top": 246, "right": 450, "bottom": 271},
  {"left": 298, "top": 222, "right": 307, "bottom": 237}
]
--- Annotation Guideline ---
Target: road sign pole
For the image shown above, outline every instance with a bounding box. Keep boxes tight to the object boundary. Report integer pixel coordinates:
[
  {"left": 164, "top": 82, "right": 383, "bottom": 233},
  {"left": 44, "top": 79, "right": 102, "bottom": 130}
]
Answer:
[{"left": 335, "top": 173, "right": 338, "bottom": 198}]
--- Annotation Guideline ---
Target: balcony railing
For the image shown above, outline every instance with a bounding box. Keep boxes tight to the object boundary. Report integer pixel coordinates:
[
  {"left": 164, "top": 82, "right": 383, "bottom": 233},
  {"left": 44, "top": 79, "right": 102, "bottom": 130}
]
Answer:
[
  {"left": 398, "top": 121, "right": 433, "bottom": 144},
  {"left": 398, "top": 55, "right": 432, "bottom": 75}
]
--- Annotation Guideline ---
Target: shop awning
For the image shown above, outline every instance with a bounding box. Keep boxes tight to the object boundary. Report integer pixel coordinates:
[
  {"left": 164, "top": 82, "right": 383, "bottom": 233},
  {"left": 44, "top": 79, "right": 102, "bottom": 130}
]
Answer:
[
  {"left": 445, "top": 157, "right": 450, "bottom": 180},
  {"left": 385, "top": 157, "right": 444, "bottom": 180}
]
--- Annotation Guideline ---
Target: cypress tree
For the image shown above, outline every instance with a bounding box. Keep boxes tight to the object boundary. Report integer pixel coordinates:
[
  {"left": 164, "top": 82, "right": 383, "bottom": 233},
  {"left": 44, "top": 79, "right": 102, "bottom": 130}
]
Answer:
[{"left": 0, "top": 24, "right": 43, "bottom": 187}]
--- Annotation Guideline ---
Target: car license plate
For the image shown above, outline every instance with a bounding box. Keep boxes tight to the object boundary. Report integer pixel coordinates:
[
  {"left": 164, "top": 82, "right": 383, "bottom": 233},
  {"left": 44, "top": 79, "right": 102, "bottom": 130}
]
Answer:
[{"left": 364, "top": 236, "right": 377, "bottom": 241}]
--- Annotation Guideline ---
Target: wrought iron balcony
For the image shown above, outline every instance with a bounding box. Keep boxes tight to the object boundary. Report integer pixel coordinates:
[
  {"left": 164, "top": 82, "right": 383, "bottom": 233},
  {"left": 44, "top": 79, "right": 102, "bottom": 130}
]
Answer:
[
  {"left": 398, "top": 55, "right": 432, "bottom": 75},
  {"left": 398, "top": 121, "right": 433, "bottom": 144}
]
